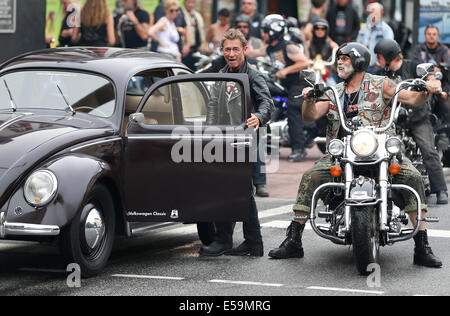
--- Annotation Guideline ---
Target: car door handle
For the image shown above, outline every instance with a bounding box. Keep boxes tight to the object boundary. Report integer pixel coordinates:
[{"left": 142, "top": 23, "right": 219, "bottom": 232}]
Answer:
[{"left": 230, "top": 141, "right": 252, "bottom": 148}]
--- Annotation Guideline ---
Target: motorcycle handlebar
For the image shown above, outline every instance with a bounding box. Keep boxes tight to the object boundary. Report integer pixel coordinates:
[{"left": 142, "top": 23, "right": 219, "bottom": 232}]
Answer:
[{"left": 323, "top": 79, "right": 429, "bottom": 134}]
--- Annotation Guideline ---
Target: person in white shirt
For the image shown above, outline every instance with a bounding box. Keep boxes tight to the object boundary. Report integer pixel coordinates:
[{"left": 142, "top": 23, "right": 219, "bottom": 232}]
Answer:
[{"left": 356, "top": 2, "right": 394, "bottom": 73}]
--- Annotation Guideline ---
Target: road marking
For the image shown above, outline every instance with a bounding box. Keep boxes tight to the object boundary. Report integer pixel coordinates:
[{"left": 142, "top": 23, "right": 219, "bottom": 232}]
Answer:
[
  {"left": 112, "top": 274, "right": 185, "bottom": 281},
  {"left": 262, "top": 220, "right": 450, "bottom": 238},
  {"left": 427, "top": 229, "right": 450, "bottom": 238},
  {"left": 18, "top": 268, "right": 66, "bottom": 274},
  {"left": 209, "top": 279, "right": 284, "bottom": 287},
  {"left": 258, "top": 204, "right": 293, "bottom": 219},
  {"left": 261, "top": 220, "right": 312, "bottom": 230},
  {"left": 306, "top": 286, "right": 384, "bottom": 295}
]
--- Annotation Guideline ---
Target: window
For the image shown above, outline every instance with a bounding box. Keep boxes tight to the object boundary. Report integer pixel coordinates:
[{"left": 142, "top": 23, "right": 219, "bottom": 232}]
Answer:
[
  {"left": 0, "top": 70, "right": 115, "bottom": 117},
  {"left": 139, "top": 79, "right": 244, "bottom": 126}
]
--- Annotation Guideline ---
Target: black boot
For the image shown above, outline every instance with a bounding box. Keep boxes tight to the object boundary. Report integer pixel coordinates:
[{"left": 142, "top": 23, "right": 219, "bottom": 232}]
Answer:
[
  {"left": 227, "top": 240, "right": 264, "bottom": 257},
  {"left": 413, "top": 230, "right": 442, "bottom": 268},
  {"left": 268, "top": 221, "right": 305, "bottom": 259},
  {"left": 199, "top": 241, "right": 233, "bottom": 257},
  {"left": 436, "top": 191, "right": 448, "bottom": 205}
]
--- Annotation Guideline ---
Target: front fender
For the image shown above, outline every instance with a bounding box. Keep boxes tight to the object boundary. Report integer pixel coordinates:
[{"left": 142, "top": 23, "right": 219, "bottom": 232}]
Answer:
[{"left": 3, "top": 154, "right": 115, "bottom": 229}]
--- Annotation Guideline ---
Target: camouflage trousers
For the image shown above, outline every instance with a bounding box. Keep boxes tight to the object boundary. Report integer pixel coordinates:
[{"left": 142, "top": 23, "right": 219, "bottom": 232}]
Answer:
[{"left": 293, "top": 155, "right": 428, "bottom": 214}]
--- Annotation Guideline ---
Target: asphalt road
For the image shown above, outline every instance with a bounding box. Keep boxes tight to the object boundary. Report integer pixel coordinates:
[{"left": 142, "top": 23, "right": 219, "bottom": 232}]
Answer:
[{"left": 0, "top": 187, "right": 449, "bottom": 297}]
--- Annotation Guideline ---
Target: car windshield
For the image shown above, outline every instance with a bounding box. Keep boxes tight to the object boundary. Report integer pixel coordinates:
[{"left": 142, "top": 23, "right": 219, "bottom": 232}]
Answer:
[{"left": 0, "top": 70, "right": 116, "bottom": 118}]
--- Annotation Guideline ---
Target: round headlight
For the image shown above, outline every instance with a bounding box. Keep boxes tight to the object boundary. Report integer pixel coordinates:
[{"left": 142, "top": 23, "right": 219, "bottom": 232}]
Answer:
[
  {"left": 386, "top": 137, "right": 402, "bottom": 155},
  {"left": 351, "top": 130, "right": 378, "bottom": 157},
  {"left": 328, "top": 139, "right": 345, "bottom": 156},
  {"left": 24, "top": 170, "right": 58, "bottom": 207}
]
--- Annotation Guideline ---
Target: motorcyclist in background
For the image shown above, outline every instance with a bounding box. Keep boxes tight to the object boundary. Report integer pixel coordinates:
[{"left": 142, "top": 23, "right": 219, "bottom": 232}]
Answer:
[
  {"left": 306, "top": 19, "right": 338, "bottom": 62},
  {"left": 268, "top": 42, "right": 442, "bottom": 268},
  {"left": 374, "top": 39, "right": 448, "bottom": 205},
  {"left": 305, "top": 18, "right": 339, "bottom": 85},
  {"left": 261, "top": 14, "right": 310, "bottom": 162}
]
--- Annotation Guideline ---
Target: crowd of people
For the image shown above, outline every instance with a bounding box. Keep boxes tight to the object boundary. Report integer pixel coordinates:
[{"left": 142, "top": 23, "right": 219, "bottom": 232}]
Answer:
[
  {"left": 46, "top": 0, "right": 449, "bottom": 200},
  {"left": 42, "top": 0, "right": 450, "bottom": 264}
]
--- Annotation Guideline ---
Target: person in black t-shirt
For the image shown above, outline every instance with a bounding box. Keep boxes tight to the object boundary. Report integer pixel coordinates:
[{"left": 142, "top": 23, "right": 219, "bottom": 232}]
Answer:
[
  {"left": 120, "top": 0, "right": 150, "bottom": 49},
  {"left": 412, "top": 25, "right": 450, "bottom": 124},
  {"left": 177, "top": 0, "right": 205, "bottom": 71},
  {"left": 261, "top": 15, "right": 310, "bottom": 162},
  {"left": 58, "top": 0, "right": 77, "bottom": 47},
  {"left": 375, "top": 39, "right": 448, "bottom": 205},
  {"left": 326, "top": 0, "right": 360, "bottom": 46}
]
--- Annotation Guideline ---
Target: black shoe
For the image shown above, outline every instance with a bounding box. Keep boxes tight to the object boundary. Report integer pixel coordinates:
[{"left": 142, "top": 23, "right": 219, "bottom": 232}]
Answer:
[
  {"left": 288, "top": 149, "right": 307, "bottom": 162},
  {"left": 226, "top": 241, "right": 264, "bottom": 257},
  {"left": 199, "top": 241, "right": 232, "bottom": 257},
  {"left": 268, "top": 221, "right": 305, "bottom": 259},
  {"left": 436, "top": 191, "right": 448, "bottom": 205},
  {"left": 255, "top": 184, "right": 269, "bottom": 197},
  {"left": 413, "top": 230, "right": 443, "bottom": 268}
]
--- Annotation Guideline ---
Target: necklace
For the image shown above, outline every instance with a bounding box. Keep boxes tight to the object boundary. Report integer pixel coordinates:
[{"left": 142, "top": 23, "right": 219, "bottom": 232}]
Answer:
[{"left": 345, "top": 91, "right": 359, "bottom": 105}]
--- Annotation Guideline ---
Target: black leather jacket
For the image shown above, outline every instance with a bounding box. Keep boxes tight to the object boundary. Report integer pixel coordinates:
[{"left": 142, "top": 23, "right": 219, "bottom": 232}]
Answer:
[{"left": 206, "top": 58, "right": 274, "bottom": 126}]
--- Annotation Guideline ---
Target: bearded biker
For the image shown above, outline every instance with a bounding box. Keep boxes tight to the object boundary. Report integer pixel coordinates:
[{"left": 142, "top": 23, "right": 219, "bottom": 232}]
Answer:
[{"left": 268, "top": 42, "right": 443, "bottom": 268}]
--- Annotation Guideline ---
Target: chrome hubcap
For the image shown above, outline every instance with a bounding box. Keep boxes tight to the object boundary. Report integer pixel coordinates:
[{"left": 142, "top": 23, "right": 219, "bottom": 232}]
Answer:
[{"left": 84, "top": 208, "right": 105, "bottom": 251}]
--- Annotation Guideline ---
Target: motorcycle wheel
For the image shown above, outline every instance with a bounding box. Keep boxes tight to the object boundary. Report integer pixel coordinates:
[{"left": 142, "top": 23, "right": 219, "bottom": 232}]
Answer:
[{"left": 351, "top": 207, "right": 380, "bottom": 276}]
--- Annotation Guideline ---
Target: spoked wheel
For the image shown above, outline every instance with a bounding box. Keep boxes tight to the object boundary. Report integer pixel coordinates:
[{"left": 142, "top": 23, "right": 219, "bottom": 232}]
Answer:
[
  {"left": 351, "top": 207, "right": 380, "bottom": 276},
  {"left": 59, "top": 184, "right": 115, "bottom": 278}
]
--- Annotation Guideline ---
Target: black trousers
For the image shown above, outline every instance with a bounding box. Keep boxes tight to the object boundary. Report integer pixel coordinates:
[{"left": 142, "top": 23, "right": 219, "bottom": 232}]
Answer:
[
  {"left": 410, "top": 118, "right": 448, "bottom": 193},
  {"left": 214, "top": 196, "right": 262, "bottom": 245},
  {"left": 287, "top": 84, "right": 307, "bottom": 151}
]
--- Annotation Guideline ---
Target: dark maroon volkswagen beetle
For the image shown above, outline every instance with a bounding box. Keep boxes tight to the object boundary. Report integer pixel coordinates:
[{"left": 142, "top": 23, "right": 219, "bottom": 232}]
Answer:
[{"left": 0, "top": 47, "right": 254, "bottom": 276}]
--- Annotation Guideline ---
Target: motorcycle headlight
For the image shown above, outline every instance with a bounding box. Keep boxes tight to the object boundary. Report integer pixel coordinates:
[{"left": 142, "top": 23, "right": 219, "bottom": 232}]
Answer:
[
  {"left": 386, "top": 137, "right": 402, "bottom": 155},
  {"left": 24, "top": 170, "right": 58, "bottom": 207},
  {"left": 328, "top": 139, "right": 345, "bottom": 156},
  {"left": 351, "top": 130, "right": 378, "bottom": 157}
]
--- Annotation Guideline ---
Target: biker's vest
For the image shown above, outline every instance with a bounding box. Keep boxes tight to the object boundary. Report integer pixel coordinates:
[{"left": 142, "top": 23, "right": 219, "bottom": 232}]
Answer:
[
  {"left": 325, "top": 72, "right": 396, "bottom": 144},
  {"left": 309, "top": 38, "right": 332, "bottom": 61},
  {"left": 266, "top": 40, "right": 301, "bottom": 87}
]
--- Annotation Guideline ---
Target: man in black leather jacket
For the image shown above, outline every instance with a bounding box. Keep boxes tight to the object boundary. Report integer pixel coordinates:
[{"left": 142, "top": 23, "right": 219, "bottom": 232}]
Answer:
[
  {"left": 375, "top": 39, "right": 448, "bottom": 205},
  {"left": 200, "top": 29, "right": 274, "bottom": 257}
]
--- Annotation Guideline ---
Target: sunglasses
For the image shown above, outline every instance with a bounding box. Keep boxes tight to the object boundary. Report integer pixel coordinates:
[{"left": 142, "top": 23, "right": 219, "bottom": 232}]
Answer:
[
  {"left": 315, "top": 27, "right": 326, "bottom": 31},
  {"left": 236, "top": 24, "right": 249, "bottom": 29},
  {"left": 169, "top": 8, "right": 180, "bottom": 13}
]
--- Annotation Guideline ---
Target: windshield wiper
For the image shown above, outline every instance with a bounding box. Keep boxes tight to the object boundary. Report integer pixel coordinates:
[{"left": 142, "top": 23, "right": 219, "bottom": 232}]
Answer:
[
  {"left": 3, "top": 79, "right": 17, "bottom": 112},
  {"left": 56, "top": 83, "right": 75, "bottom": 115}
]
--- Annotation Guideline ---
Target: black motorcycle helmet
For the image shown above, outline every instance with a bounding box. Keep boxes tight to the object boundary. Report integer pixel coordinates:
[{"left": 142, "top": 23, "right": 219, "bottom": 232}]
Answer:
[
  {"left": 234, "top": 14, "right": 252, "bottom": 40},
  {"left": 374, "top": 39, "right": 402, "bottom": 69},
  {"left": 313, "top": 18, "right": 329, "bottom": 33},
  {"left": 261, "top": 14, "right": 286, "bottom": 44},
  {"left": 336, "top": 42, "right": 371, "bottom": 73}
]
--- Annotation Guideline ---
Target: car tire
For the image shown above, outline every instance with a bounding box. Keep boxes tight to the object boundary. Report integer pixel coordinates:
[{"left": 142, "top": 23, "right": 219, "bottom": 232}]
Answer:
[
  {"left": 59, "top": 184, "right": 115, "bottom": 278},
  {"left": 197, "top": 222, "right": 215, "bottom": 246}
]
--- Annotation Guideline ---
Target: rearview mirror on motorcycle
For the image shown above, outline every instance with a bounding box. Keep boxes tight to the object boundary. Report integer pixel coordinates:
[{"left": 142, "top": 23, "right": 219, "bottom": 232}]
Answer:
[
  {"left": 416, "top": 63, "right": 436, "bottom": 79},
  {"left": 301, "top": 69, "right": 318, "bottom": 87}
]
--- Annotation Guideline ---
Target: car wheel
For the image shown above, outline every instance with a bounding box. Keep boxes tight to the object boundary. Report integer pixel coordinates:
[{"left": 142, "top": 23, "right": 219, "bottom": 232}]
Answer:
[
  {"left": 197, "top": 222, "right": 215, "bottom": 246},
  {"left": 59, "top": 184, "right": 115, "bottom": 278}
]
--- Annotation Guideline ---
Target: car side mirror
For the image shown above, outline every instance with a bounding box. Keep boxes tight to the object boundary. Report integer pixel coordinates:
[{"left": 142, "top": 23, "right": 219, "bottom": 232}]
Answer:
[
  {"left": 129, "top": 112, "right": 144, "bottom": 124},
  {"left": 416, "top": 63, "right": 435, "bottom": 78}
]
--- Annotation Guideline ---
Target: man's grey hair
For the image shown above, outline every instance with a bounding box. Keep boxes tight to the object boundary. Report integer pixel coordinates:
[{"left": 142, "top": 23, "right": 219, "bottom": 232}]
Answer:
[{"left": 221, "top": 28, "right": 248, "bottom": 49}]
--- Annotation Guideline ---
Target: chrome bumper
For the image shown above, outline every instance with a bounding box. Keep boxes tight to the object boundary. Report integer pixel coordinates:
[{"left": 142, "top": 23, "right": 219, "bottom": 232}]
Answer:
[{"left": 0, "top": 212, "right": 60, "bottom": 238}]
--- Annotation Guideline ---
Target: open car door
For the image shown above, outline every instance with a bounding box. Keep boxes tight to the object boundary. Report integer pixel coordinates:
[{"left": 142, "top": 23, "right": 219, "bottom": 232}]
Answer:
[{"left": 123, "top": 73, "right": 254, "bottom": 223}]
